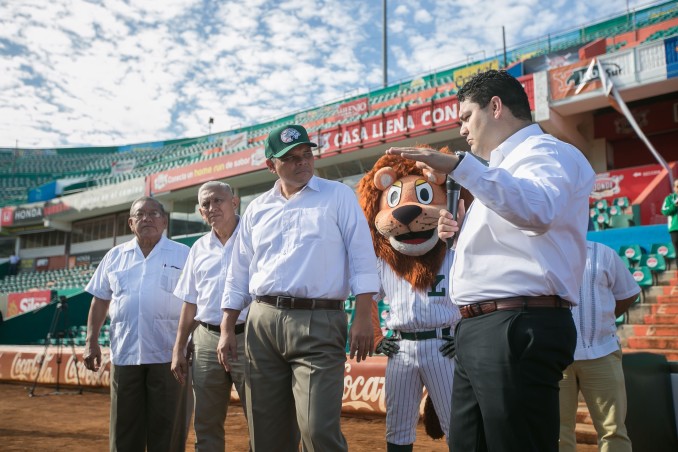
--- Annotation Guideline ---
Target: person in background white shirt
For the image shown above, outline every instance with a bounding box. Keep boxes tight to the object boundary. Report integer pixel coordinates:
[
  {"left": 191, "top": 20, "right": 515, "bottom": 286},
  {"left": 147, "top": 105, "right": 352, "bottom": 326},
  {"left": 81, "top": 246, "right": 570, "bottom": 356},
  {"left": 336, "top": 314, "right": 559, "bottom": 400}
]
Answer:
[
  {"left": 559, "top": 241, "right": 639, "bottom": 452},
  {"left": 387, "top": 70, "right": 596, "bottom": 452},
  {"left": 171, "top": 181, "right": 250, "bottom": 451},
  {"left": 217, "top": 124, "right": 380, "bottom": 452},
  {"left": 84, "top": 197, "right": 190, "bottom": 452}
]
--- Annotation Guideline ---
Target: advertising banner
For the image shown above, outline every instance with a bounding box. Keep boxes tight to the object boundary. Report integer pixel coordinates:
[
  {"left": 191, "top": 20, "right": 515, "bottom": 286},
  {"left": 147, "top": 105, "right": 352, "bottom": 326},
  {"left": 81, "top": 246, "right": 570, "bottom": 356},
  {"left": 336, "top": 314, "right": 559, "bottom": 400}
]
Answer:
[
  {"left": 590, "top": 163, "right": 664, "bottom": 202},
  {"left": 549, "top": 57, "right": 629, "bottom": 100},
  {"left": 150, "top": 146, "right": 267, "bottom": 195},
  {"left": 110, "top": 158, "right": 136, "bottom": 175},
  {"left": 453, "top": 59, "right": 499, "bottom": 88},
  {"left": 523, "top": 44, "right": 582, "bottom": 75},
  {"left": 0, "top": 348, "right": 432, "bottom": 416},
  {"left": 1, "top": 207, "right": 14, "bottom": 226},
  {"left": 12, "top": 205, "right": 43, "bottom": 226},
  {"left": 336, "top": 97, "right": 369, "bottom": 120},
  {"left": 44, "top": 178, "right": 145, "bottom": 217},
  {"left": 316, "top": 97, "right": 461, "bottom": 155},
  {"left": 6, "top": 290, "right": 53, "bottom": 319}
]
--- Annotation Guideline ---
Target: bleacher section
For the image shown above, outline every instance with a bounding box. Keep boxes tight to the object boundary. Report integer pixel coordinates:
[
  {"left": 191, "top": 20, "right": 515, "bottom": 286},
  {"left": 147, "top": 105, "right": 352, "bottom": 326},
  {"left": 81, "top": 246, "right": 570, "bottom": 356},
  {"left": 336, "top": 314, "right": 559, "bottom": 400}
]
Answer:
[{"left": 0, "top": 267, "right": 96, "bottom": 294}]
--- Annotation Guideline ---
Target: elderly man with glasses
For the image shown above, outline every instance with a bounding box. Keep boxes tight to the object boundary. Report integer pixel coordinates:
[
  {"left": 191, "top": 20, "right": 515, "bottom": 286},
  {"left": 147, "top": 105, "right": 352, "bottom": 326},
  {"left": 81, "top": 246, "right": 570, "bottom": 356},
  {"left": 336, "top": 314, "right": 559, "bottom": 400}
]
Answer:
[{"left": 84, "top": 196, "right": 191, "bottom": 452}]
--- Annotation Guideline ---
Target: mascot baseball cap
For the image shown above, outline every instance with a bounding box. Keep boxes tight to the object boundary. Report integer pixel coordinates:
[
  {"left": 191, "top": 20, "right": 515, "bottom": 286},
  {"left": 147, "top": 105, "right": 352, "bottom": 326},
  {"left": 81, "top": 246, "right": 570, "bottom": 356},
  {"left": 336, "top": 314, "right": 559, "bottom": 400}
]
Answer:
[{"left": 265, "top": 124, "right": 317, "bottom": 159}]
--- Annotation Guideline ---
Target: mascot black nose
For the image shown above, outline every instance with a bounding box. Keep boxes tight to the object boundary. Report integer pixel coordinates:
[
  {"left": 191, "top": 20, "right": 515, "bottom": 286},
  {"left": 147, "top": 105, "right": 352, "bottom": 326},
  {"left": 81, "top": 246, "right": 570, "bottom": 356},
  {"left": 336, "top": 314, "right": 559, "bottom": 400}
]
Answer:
[{"left": 392, "top": 205, "right": 422, "bottom": 226}]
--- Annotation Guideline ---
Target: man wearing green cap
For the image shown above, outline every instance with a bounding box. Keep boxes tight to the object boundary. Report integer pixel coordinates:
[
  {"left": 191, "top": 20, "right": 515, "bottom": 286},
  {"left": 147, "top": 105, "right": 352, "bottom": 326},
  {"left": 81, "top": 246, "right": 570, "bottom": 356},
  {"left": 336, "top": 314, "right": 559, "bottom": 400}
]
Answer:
[{"left": 218, "top": 124, "right": 380, "bottom": 451}]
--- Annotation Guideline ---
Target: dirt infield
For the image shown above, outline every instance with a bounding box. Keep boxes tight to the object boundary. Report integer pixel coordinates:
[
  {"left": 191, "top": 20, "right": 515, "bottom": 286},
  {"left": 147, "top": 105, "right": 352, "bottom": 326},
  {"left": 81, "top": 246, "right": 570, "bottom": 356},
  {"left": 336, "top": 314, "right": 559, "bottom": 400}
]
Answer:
[{"left": 0, "top": 383, "right": 596, "bottom": 451}]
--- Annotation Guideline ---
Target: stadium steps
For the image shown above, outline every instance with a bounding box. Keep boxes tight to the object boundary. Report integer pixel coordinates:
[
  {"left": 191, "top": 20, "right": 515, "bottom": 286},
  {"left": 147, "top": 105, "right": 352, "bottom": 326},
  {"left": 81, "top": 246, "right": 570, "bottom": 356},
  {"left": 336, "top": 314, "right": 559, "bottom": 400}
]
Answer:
[{"left": 618, "top": 269, "right": 678, "bottom": 362}]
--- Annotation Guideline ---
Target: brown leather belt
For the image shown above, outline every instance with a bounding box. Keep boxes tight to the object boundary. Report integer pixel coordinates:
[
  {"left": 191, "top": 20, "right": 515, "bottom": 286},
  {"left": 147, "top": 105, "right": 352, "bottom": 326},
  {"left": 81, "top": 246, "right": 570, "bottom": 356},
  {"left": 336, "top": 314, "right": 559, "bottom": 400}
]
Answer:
[
  {"left": 257, "top": 295, "right": 344, "bottom": 311},
  {"left": 459, "top": 296, "right": 570, "bottom": 319},
  {"left": 200, "top": 321, "right": 245, "bottom": 335}
]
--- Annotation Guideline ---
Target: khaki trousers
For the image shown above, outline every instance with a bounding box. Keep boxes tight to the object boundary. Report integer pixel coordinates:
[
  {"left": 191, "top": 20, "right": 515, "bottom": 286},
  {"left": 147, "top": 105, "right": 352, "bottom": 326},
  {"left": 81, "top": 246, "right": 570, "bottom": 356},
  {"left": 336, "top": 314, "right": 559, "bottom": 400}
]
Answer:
[
  {"left": 559, "top": 348, "right": 632, "bottom": 452},
  {"left": 192, "top": 323, "right": 247, "bottom": 452},
  {"left": 110, "top": 362, "right": 187, "bottom": 452},
  {"left": 245, "top": 300, "right": 348, "bottom": 452}
]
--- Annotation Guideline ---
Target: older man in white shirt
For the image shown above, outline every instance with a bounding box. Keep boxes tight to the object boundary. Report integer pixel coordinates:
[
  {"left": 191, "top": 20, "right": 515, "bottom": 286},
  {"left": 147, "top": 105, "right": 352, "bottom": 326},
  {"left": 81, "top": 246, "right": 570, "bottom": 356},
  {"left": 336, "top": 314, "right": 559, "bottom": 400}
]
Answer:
[
  {"left": 388, "top": 70, "right": 596, "bottom": 452},
  {"left": 217, "top": 124, "right": 380, "bottom": 452},
  {"left": 84, "top": 196, "right": 190, "bottom": 452},
  {"left": 171, "top": 181, "right": 250, "bottom": 452}
]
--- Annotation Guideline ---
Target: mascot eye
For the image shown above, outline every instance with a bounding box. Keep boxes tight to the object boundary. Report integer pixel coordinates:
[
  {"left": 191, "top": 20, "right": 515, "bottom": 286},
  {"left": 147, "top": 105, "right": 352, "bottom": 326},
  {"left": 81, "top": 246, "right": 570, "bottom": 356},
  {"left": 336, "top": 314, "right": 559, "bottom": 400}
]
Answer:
[
  {"left": 387, "top": 184, "right": 402, "bottom": 207},
  {"left": 415, "top": 181, "right": 434, "bottom": 205}
]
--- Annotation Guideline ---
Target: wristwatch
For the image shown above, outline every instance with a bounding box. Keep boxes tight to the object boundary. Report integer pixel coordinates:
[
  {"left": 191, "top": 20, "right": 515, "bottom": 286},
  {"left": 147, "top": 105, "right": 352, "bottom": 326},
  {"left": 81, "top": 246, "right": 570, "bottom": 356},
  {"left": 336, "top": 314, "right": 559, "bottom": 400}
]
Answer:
[{"left": 452, "top": 151, "right": 466, "bottom": 171}]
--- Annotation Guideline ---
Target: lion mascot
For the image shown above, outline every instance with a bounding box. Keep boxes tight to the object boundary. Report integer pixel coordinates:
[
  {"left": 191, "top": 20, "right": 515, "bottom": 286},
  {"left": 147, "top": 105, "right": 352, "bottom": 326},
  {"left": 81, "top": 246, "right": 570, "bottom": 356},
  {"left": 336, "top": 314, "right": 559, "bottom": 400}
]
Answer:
[{"left": 358, "top": 149, "right": 462, "bottom": 452}]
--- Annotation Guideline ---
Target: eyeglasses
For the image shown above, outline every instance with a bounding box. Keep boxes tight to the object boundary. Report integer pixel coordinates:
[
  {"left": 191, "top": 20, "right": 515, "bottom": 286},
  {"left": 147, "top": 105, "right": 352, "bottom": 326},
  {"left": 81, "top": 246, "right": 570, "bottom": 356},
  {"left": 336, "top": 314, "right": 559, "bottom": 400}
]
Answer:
[
  {"left": 278, "top": 151, "right": 315, "bottom": 164},
  {"left": 131, "top": 210, "right": 163, "bottom": 220}
]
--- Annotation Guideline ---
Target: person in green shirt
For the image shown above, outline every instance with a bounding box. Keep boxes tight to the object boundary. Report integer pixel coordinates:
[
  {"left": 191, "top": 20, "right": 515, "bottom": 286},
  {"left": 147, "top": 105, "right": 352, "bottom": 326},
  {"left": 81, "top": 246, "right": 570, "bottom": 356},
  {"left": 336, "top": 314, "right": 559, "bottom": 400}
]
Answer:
[{"left": 661, "top": 179, "right": 678, "bottom": 254}]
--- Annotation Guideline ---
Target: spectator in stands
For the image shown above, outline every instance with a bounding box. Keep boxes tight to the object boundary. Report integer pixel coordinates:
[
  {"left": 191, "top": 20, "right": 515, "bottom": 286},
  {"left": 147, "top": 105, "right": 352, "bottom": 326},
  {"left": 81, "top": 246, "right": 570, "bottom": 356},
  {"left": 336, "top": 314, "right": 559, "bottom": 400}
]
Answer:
[
  {"left": 386, "top": 70, "right": 595, "bottom": 452},
  {"left": 8, "top": 253, "right": 19, "bottom": 276},
  {"left": 661, "top": 179, "right": 678, "bottom": 255},
  {"left": 559, "top": 240, "right": 639, "bottom": 452},
  {"left": 83, "top": 196, "right": 190, "bottom": 452},
  {"left": 171, "top": 181, "right": 250, "bottom": 451},
  {"left": 217, "top": 124, "right": 380, "bottom": 452}
]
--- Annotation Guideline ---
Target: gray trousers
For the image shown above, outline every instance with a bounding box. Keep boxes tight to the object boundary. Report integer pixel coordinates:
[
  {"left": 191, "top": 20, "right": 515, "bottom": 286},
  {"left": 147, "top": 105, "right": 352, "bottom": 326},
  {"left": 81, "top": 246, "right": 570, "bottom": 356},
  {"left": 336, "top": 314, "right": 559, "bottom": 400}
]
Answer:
[
  {"left": 245, "top": 300, "right": 348, "bottom": 452},
  {"left": 192, "top": 323, "right": 247, "bottom": 452},
  {"left": 110, "top": 362, "right": 188, "bottom": 452}
]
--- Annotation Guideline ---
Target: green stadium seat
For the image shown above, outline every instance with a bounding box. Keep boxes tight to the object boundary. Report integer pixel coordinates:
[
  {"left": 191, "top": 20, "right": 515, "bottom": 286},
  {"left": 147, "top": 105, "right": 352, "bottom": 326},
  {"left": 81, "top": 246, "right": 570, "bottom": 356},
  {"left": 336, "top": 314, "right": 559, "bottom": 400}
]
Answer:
[
  {"left": 613, "top": 196, "right": 630, "bottom": 208},
  {"left": 640, "top": 253, "right": 667, "bottom": 285},
  {"left": 631, "top": 266, "right": 653, "bottom": 303},
  {"left": 594, "top": 212, "right": 609, "bottom": 230},
  {"left": 651, "top": 243, "right": 676, "bottom": 270},
  {"left": 609, "top": 214, "right": 633, "bottom": 229},
  {"left": 619, "top": 244, "right": 643, "bottom": 265},
  {"left": 593, "top": 199, "right": 608, "bottom": 211}
]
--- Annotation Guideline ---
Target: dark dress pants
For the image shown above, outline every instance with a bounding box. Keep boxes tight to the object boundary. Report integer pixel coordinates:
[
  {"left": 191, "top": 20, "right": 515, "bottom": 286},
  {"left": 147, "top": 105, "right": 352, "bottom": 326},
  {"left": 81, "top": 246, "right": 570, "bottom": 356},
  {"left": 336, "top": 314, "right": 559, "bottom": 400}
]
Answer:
[{"left": 448, "top": 308, "right": 576, "bottom": 452}]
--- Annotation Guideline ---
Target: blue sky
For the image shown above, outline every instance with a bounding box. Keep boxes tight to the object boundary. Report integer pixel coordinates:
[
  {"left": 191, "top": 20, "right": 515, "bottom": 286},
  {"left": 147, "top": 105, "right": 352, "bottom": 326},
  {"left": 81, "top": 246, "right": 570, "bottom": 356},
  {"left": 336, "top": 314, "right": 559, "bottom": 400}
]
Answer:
[{"left": 0, "top": 0, "right": 651, "bottom": 148}]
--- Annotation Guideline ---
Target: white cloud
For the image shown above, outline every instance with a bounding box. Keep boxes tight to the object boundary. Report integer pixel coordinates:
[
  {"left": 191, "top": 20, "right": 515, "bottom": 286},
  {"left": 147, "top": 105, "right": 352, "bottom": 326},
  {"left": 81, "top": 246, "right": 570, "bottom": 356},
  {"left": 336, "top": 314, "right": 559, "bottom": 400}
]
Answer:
[{"left": 0, "top": 0, "right": 654, "bottom": 148}]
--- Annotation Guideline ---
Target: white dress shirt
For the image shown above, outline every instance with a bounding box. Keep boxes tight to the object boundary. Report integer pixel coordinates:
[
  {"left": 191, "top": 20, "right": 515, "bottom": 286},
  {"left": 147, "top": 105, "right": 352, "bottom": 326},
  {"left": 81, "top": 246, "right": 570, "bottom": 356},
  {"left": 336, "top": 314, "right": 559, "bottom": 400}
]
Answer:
[
  {"left": 573, "top": 241, "right": 640, "bottom": 360},
  {"left": 378, "top": 249, "right": 461, "bottom": 331},
  {"left": 173, "top": 224, "right": 249, "bottom": 325},
  {"left": 222, "top": 176, "right": 380, "bottom": 310},
  {"left": 85, "top": 235, "right": 190, "bottom": 365},
  {"left": 451, "top": 124, "right": 596, "bottom": 305}
]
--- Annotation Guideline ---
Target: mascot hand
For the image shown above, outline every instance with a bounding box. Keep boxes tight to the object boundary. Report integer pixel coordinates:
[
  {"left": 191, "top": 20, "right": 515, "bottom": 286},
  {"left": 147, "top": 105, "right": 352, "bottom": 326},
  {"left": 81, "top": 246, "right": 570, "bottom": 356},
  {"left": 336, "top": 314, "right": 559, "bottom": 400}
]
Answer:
[
  {"left": 439, "top": 335, "right": 456, "bottom": 359},
  {"left": 376, "top": 337, "right": 401, "bottom": 356}
]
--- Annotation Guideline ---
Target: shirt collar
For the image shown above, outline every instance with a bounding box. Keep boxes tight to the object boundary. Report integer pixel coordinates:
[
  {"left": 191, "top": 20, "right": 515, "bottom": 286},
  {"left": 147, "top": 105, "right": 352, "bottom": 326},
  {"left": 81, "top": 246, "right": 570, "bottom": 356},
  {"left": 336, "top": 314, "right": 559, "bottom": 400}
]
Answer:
[
  {"left": 273, "top": 175, "right": 320, "bottom": 198},
  {"left": 489, "top": 123, "right": 542, "bottom": 167},
  {"left": 126, "top": 234, "right": 169, "bottom": 254}
]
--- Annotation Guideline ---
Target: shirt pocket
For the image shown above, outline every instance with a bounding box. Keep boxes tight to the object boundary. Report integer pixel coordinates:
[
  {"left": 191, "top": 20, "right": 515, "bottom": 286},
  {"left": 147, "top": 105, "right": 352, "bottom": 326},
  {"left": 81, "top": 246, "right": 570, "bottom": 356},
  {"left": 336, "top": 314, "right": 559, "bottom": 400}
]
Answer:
[
  {"left": 109, "top": 270, "right": 128, "bottom": 295},
  {"left": 295, "top": 207, "right": 326, "bottom": 242},
  {"left": 160, "top": 266, "right": 183, "bottom": 293}
]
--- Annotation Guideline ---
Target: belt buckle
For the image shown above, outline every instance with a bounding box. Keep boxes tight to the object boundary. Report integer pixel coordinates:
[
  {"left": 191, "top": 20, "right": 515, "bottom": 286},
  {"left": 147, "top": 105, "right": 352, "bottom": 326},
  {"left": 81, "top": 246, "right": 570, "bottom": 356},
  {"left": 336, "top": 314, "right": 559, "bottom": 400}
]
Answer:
[{"left": 276, "top": 296, "right": 292, "bottom": 308}]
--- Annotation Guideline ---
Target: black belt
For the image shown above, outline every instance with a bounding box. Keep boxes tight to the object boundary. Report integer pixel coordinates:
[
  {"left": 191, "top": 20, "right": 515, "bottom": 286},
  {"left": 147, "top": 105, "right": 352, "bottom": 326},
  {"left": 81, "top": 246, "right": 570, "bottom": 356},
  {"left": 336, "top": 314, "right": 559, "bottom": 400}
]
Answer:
[
  {"left": 257, "top": 295, "right": 344, "bottom": 310},
  {"left": 397, "top": 327, "right": 451, "bottom": 341},
  {"left": 200, "top": 321, "right": 245, "bottom": 334},
  {"left": 459, "top": 296, "right": 570, "bottom": 319}
]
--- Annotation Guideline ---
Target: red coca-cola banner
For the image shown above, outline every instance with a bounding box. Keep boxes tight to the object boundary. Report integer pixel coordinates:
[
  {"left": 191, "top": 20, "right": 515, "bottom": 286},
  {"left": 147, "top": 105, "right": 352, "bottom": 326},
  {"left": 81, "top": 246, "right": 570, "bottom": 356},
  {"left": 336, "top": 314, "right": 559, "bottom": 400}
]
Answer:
[
  {"left": 0, "top": 347, "right": 430, "bottom": 416},
  {"left": 6, "top": 290, "right": 52, "bottom": 319}
]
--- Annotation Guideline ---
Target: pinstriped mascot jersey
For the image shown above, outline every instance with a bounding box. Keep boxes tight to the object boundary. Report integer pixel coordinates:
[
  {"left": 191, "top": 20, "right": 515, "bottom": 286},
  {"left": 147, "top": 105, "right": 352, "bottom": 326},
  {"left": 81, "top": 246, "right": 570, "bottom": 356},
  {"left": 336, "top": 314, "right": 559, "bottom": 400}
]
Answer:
[{"left": 357, "top": 152, "right": 461, "bottom": 445}]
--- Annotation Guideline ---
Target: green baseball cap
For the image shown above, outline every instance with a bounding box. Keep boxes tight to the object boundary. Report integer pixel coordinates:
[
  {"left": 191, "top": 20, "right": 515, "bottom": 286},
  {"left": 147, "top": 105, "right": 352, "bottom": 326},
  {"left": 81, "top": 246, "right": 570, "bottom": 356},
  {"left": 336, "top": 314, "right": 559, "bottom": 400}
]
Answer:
[{"left": 264, "top": 124, "right": 317, "bottom": 159}]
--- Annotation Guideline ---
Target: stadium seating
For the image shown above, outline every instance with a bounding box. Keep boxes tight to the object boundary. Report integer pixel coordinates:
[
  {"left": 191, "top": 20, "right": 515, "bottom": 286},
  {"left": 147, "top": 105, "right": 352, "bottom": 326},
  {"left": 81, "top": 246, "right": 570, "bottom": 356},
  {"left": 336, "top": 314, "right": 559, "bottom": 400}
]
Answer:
[
  {"left": 640, "top": 253, "right": 667, "bottom": 285},
  {"left": 651, "top": 242, "right": 676, "bottom": 270},
  {"left": 631, "top": 266, "right": 654, "bottom": 302},
  {"left": 620, "top": 244, "right": 645, "bottom": 268}
]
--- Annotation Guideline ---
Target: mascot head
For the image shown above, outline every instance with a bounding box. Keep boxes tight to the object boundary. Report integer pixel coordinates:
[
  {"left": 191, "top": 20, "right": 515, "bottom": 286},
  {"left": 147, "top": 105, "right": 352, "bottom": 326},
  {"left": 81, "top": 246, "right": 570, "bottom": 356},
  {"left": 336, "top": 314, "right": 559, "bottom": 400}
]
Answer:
[{"left": 358, "top": 148, "right": 450, "bottom": 291}]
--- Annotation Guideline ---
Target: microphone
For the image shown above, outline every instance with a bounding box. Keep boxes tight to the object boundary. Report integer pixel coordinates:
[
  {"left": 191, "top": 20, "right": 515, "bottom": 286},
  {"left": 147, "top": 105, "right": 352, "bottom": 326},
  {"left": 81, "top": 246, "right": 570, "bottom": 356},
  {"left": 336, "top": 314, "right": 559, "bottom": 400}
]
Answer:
[{"left": 446, "top": 175, "right": 461, "bottom": 249}]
